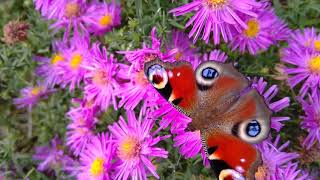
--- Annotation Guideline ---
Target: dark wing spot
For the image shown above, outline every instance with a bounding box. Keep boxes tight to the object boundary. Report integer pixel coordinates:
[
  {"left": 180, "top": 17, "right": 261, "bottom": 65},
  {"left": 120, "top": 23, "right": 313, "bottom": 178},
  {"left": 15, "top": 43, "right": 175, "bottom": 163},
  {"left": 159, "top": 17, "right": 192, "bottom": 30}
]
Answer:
[
  {"left": 172, "top": 98, "right": 183, "bottom": 105},
  {"left": 152, "top": 74, "right": 163, "bottom": 84},
  {"left": 207, "top": 146, "right": 218, "bottom": 155},
  {"left": 246, "top": 120, "right": 261, "bottom": 137}
]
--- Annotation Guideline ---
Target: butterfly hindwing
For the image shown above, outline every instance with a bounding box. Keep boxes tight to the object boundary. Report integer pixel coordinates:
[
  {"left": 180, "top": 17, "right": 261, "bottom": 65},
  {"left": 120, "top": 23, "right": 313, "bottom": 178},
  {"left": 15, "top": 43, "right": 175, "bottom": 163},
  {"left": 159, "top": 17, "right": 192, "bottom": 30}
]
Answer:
[{"left": 201, "top": 129, "right": 261, "bottom": 180}]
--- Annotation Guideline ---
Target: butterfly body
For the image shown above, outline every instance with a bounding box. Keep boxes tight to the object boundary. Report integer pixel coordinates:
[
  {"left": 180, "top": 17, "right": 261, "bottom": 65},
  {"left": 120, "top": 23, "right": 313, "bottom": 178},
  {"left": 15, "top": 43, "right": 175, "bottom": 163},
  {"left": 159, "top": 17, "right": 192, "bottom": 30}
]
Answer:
[{"left": 144, "top": 59, "right": 272, "bottom": 180}]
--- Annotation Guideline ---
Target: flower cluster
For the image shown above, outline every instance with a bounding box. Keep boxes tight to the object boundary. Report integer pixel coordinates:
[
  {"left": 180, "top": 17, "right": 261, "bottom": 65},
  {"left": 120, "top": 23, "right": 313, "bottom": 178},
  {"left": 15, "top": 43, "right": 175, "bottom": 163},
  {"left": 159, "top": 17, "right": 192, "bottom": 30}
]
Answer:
[
  {"left": 170, "top": 0, "right": 290, "bottom": 55},
  {"left": 34, "top": 0, "right": 121, "bottom": 39},
  {"left": 12, "top": 0, "right": 318, "bottom": 179},
  {"left": 281, "top": 27, "right": 320, "bottom": 98}
]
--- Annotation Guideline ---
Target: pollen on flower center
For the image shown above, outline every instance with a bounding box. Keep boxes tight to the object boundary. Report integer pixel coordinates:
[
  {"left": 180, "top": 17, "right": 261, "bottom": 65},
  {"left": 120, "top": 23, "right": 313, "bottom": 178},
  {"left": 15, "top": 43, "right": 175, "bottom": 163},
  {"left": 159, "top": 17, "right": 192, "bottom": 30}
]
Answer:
[
  {"left": 309, "top": 56, "right": 320, "bottom": 73},
  {"left": 118, "top": 136, "right": 141, "bottom": 160},
  {"left": 244, "top": 19, "right": 260, "bottom": 38},
  {"left": 51, "top": 53, "right": 64, "bottom": 65},
  {"left": 93, "top": 70, "right": 108, "bottom": 86},
  {"left": 70, "top": 53, "right": 83, "bottom": 70},
  {"left": 99, "top": 14, "right": 113, "bottom": 26},
  {"left": 206, "top": 0, "right": 227, "bottom": 8},
  {"left": 90, "top": 158, "right": 104, "bottom": 176},
  {"left": 175, "top": 51, "right": 183, "bottom": 60},
  {"left": 30, "top": 86, "right": 43, "bottom": 96},
  {"left": 314, "top": 40, "right": 320, "bottom": 51},
  {"left": 65, "top": 3, "right": 80, "bottom": 18}
]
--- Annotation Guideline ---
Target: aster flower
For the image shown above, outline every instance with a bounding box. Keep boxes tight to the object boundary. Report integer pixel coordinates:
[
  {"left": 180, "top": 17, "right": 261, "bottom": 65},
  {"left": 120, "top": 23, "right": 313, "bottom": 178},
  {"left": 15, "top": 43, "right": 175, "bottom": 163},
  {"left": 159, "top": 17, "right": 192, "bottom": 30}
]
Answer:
[
  {"left": 47, "top": 0, "right": 90, "bottom": 39},
  {"left": 58, "top": 35, "right": 90, "bottom": 91},
  {"left": 255, "top": 135, "right": 300, "bottom": 179},
  {"left": 13, "top": 84, "right": 52, "bottom": 109},
  {"left": 108, "top": 111, "right": 169, "bottom": 180},
  {"left": 66, "top": 103, "right": 97, "bottom": 156},
  {"left": 299, "top": 93, "right": 320, "bottom": 149},
  {"left": 117, "top": 27, "right": 163, "bottom": 72},
  {"left": 33, "top": 136, "right": 74, "bottom": 173},
  {"left": 281, "top": 42, "right": 320, "bottom": 98},
  {"left": 152, "top": 96, "right": 191, "bottom": 134},
  {"left": 84, "top": 1, "right": 121, "bottom": 35},
  {"left": 69, "top": 98, "right": 100, "bottom": 121},
  {"left": 170, "top": 0, "right": 261, "bottom": 44},
  {"left": 229, "top": 9, "right": 287, "bottom": 55},
  {"left": 83, "top": 43, "right": 119, "bottom": 111},
  {"left": 251, "top": 77, "right": 290, "bottom": 131},
  {"left": 288, "top": 27, "right": 320, "bottom": 53},
  {"left": 164, "top": 30, "right": 198, "bottom": 62},
  {"left": 77, "top": 133, "right": 115, "bottom": 180},
  {"left": 116, "top": 64, "right": 158, "bottom": 111},
  {"left": 34, "top": 40, "right": 67, "bottom": 88}
]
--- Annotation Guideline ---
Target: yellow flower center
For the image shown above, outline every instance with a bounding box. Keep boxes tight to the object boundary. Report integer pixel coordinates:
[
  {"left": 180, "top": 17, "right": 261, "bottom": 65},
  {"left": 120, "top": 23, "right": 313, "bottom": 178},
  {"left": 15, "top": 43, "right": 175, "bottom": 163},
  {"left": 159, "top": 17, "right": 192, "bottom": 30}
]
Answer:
[
  {"left": 30, "top": 86, "right": 43, "bottom": 96},
  {"left": 175, "top": 51, "right": 183, "bottom": 60},
  {"left": 99, "top": 14, "right": 113, "bottom": 26},
  {"left": 207, "top": 0, "right": 227, "bottom": 8},
  {"left": 92, "top": 70, "right": 108, "bottom": 86},
  {"left": 244, "top": 19, "right": 260, "bottom": 38},
  {"left": 118, "top": 136, "right": 140, "bottom": 160},
  {"left": 51, "top": 54, "right": 64, "bottom": 65},
  {"left": 90, "top": 158, "right": 104, "bottom": 176},
  {"left": 309, "top": 56, "right": 320, "bottom": 73},
  {"left": 70, "top": 53, "right": 83, "bottom": 70},
  {"left": 135, "top": 70, "right": 149, "bottom": 86},
  {"left": 65, "top": 3, "right": 80, "bottom": 18},
  {"left": 314, "top": 40, "right": 320, "bottom": 51}
]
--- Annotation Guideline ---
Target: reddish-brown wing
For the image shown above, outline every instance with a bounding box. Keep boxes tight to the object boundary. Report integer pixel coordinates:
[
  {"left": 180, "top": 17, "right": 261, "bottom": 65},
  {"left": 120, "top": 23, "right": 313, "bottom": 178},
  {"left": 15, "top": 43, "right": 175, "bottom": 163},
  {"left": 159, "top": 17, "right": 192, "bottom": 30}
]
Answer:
[{"left": 201, "top": 89, "right": 272, "bottom": 180}]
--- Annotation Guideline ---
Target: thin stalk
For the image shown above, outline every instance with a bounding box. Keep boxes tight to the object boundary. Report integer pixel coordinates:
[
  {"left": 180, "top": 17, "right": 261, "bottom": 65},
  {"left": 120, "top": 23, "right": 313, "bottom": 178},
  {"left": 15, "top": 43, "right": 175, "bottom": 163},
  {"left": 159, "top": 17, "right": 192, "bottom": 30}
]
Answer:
[{"left": 27, "top": 105, "right": 32, "bottom": 138}]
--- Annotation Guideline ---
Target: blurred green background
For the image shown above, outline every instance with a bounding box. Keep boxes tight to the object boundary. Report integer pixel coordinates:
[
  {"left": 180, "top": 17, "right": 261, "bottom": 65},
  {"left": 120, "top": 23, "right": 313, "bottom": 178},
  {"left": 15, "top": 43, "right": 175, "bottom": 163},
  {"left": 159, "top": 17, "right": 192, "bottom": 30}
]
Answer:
[{"left": 0, "top": 0, "right": 320, "bottom": 179}]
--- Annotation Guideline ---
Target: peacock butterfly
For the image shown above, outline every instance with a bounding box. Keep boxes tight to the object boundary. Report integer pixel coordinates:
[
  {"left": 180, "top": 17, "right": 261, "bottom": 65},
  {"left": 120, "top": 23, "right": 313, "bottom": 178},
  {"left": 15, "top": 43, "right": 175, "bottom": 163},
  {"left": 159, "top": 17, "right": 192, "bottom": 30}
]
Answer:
[{"left": 144, "top": 59, "right": 272, "bottom": 180}]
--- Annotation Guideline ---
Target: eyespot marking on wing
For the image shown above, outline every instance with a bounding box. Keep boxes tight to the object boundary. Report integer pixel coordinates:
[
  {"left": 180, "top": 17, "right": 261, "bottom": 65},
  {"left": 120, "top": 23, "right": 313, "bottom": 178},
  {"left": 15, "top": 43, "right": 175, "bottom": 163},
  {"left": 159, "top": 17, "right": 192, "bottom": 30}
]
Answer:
[
  {"left": 147, "top": 64, "right": 168, "bottom": 89},
  {"left": 246, "top": 120, "right": 261, "bottom": 137},
  {"left": 195, "top": 62, "right": 220, "bottom": 88}
]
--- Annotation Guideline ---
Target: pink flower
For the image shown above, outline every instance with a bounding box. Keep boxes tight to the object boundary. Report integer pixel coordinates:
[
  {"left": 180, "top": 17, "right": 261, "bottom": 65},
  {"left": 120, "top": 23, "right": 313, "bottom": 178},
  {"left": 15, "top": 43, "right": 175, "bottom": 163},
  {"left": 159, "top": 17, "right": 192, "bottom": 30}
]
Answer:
[
  {"left": 170, "top": 0, "right": 261, "bottom": 44},
  {"left": 77, "top": 133, "right": 115, "bottom": 180},
  {"left": 108, "top": 111, "right": 169, "bottom": 179},
  {"left": 14, "top": 84, "right": 53, "bottom": 109},
  {"left": 57, "top": 35, "right": 90, "bottom": 91},
  {"left": 299, "top": 93, "right": 320, "bottom": 149},
  {"left": 34, "top": 40, "right": 67, "bottom": 88},
  {"left": 84, "top": 1, "right": 121, "bottom": 35},
  {"left": 66, "top": 101, "right": 97, "bottom": 156},
  {"left": 255, "top": 136, "right": 300, "bottom": 179},
  {"left": 164, "top": 30, "right": 199, "bottom": 62},
  {"left": 83, "top": 43, "right": 120, "bottom": 111},
  {"left": 33, "top": 136, "right": 74, "bottom": 173}
]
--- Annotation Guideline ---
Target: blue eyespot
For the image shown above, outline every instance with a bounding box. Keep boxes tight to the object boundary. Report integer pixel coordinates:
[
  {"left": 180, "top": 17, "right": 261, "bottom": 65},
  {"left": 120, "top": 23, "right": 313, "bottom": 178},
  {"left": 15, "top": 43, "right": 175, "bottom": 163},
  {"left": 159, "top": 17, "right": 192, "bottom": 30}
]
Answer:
[
  {"left": 246, "top": 120, "right": 261, "bottom": 137},
  {"left": 201, "top": 67, "right": 218, "bottom": 79}
]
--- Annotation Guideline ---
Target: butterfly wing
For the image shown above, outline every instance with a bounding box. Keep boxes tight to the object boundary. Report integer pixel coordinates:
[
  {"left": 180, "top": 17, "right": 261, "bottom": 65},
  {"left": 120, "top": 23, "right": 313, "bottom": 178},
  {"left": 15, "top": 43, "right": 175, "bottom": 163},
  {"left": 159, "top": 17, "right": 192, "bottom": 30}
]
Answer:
[
  {"left": 144, "top": 60, "right": 250, "bottom": 130},
  {"left": 144, "top": 59, "right": 272, "bottom": 179},
  {"left": 201, "top": 89, "right": 272, "bottom": 180},
  {"left": 144, "top": 59, "right": 198, "bottom": 116}
]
